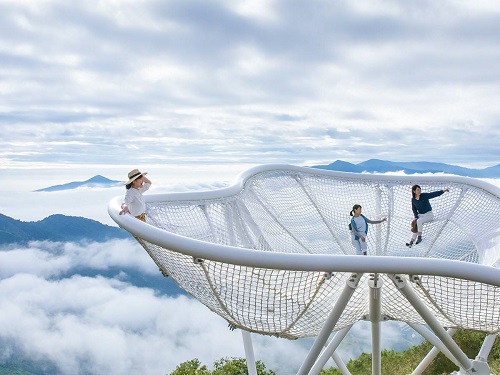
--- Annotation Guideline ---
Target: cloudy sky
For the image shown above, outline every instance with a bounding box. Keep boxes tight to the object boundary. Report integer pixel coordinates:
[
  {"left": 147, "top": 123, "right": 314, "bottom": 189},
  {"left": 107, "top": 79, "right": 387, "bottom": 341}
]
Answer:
[{"left": 1, "top": 0, "right": 500, "bottom": 171}]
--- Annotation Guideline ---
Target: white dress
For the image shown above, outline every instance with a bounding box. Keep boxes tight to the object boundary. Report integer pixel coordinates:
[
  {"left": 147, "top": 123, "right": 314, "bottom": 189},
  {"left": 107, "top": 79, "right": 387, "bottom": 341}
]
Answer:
[{"left": 124, "top": 182, "right": 151, "bottom": 216}]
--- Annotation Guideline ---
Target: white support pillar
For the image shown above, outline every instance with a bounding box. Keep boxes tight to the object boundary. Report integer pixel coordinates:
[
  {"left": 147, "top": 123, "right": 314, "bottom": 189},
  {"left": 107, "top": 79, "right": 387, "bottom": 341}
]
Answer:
[
  {"left": 241, "top": 330, "right": 257, "bottom": 375},
  {"left": 388, "top": 274, "right": 474, "bottom": 373},
  {"left": 463, "top": 334, "right": 497, "bottom": 375},
  {"left": 296, "top": 273, "right": 362, "bottom": 375},
  {"left": 332, "top": 351, "right": 351, "bottom": 375},
  {"left": 409, "top": 326, "right": 459, "bottom": 374},
  {"left": 368, "top": 273, "right": 383, "bottom": 375},
  {"left": 476, "top": 334, "right": 497, "bottom": 363},
  {"left": 412, "top": 347, "right": 440, "bottom": 375},
  {"left": 309, "top": 326, "right": 353, "bottom": 375},
  {"left": 410, "top": 326, "right": 492, "bottom": 375}
]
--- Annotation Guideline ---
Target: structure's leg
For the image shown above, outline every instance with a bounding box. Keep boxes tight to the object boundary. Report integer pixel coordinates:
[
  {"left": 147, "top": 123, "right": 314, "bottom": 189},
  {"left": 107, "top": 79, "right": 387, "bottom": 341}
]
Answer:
[
  {"left": 476, "top": 334, "right": 497, "bottom": 363},
  {"left": 461, "top": 360, "right": 491, "bottom": 375},
  {"left": 389, "top": 275, "right": 477, "bottom": 374},
  {"left": 409, "top": 326, "right": 459, "bottom": 374},
  {"left": 461, "top": 334, "right": 497, "bottom": 375},
  {"left": 331, "top": 351, "right": 351, "bottom": 375},
  {"left": 410, "top": 326, "right": 494, "bottom": 375},
  {"left": 368, "top": 273, "right": 383, "bottom": 375},
  {"left": 296, "top": 273, "right": 363, "bottom": 375},
  {"left": 309, "top": 326, "right": 353, "bottom": 375},
  {"left": 241, "top": 330, "right": 257, "bottom": 375}
]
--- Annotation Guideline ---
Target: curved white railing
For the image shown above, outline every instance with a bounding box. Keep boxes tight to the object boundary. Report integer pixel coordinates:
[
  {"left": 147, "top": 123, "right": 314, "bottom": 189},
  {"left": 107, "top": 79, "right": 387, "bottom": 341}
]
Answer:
[
  {"left": 108, "top": 164, "right": 500, "bottom": 287},
  {"left": 109, "top": 164, "right": 500, "bottom": 374},
  {"left": 108, "top": 203, "right": 500, "bottom": 287}
]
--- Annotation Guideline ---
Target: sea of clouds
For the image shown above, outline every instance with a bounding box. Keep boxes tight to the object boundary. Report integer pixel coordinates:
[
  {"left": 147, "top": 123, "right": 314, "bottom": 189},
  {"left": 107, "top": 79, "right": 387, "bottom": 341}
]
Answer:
[{"left": 0, "top": 238, "right": 419, "bottom": 374}]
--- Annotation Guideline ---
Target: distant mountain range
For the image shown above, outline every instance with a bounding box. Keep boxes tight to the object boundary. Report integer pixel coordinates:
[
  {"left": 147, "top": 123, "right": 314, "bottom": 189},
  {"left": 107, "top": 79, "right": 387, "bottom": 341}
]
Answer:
[
  {"left": 312, "top": 159, "right": 500, "bottom": 178},
  {"left": 33, "top": 161, "right": 500, "bottom": 194},
  {"left": 34, "top": 175, "right": 122, "bottom": 192},
  {"left": 0, "top": 213, "right": 130, "bottom": 244}
]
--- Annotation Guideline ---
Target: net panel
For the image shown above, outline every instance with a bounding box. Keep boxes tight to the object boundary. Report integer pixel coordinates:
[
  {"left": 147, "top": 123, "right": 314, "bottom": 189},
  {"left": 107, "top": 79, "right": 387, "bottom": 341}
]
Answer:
[{"left": 117, "top": 166, "right": 499, "bottom": 338}]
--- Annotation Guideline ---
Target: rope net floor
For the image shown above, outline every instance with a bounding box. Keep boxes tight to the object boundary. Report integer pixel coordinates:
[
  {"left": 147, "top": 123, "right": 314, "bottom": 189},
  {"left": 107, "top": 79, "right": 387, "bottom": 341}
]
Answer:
[{"left": 110, "top": 165, "right": 500, "bottom": 341}]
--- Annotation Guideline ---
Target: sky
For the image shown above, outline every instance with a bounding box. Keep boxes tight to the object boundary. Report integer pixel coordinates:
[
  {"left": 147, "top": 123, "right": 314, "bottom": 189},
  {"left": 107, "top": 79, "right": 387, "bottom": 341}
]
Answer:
[
  {"left": 1, "top": 1, "right": 500, "bottom": 374},
  {"left": 1, "top": 0, "right": 500, "bottom": 172}
]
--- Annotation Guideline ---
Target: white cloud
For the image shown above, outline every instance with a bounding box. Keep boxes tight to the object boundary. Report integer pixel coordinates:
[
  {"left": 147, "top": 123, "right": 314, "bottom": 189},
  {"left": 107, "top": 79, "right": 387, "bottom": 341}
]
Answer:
[
  {"left": 0, "top": 267, "right": 298, "bottom": 374},
  {"left": 0, "top": 239, "right": 424, "bottom": 374},
  {"left": 0, "top": 273, "right": 243, "bottom": 375},
  {"left": 0, "top": 239, "right": 157, "bottom": 278},
  {"left": 0, "top": 0, "right": 499, "bottom": 168}
]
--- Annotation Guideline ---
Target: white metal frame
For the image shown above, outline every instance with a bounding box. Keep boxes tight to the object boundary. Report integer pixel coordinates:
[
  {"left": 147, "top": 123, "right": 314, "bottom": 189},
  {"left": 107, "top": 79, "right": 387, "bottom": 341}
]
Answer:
[{"left": 108, "top": 164, "right": 500, "bottom": 374}]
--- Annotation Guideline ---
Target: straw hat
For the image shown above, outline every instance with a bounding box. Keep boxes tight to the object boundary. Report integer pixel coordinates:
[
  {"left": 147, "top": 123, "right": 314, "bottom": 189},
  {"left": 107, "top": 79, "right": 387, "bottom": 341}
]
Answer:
[{"left": 125, "top": 169, "right": 148, "bottom": 185}]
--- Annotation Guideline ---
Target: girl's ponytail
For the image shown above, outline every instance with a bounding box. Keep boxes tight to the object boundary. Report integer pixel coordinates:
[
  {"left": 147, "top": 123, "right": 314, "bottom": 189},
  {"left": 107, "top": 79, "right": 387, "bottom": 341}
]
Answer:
[{"left": 350, "top": 204, "right": 361, "bottom": 216}]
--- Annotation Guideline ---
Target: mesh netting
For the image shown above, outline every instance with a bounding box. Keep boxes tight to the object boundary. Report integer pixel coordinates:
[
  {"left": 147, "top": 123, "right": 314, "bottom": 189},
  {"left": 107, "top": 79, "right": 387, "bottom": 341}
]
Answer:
[{"left": 113, "top": 166, "right": 500, "bottom": 339}]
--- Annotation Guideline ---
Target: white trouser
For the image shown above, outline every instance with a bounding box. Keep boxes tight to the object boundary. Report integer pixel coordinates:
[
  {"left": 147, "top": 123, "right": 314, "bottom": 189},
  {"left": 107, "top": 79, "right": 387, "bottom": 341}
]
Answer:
[
  {"left": 416, "top": 211, "right": 434, "bottom": 233},
  {"left": 352, "top": 236, "right": 367, "bottom": 255}
]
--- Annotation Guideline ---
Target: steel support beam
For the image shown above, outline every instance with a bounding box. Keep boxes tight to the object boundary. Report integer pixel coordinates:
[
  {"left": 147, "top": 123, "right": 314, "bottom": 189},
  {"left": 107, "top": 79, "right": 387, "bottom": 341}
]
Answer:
[
  {"left": 242, "top": 330, "right": 257, "bottom": 375},
  {"left": 389, "top": 274, "right": 473, "bottom": 373},
  {"left": 296, "top": 273, "right": 362, "bottom": 375}
]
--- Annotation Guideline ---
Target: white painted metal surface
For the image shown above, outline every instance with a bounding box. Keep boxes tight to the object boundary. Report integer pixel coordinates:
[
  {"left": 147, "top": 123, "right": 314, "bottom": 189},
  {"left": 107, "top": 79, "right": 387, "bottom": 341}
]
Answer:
[{"left": 109, "top": 164, "right": 500, "bottom": 374}]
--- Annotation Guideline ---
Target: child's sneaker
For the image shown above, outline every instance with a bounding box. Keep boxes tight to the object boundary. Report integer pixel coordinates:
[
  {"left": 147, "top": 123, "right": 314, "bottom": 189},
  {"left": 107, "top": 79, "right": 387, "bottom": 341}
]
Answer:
[
  {"left": 406, "top": 240, "right": 414, "bottom": 248},
  {"left": 363, "top": 251, "right": 367, "bottom": 255},
  {"left": 415, "top": 236, "right": 422, "bottom": 244}
]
